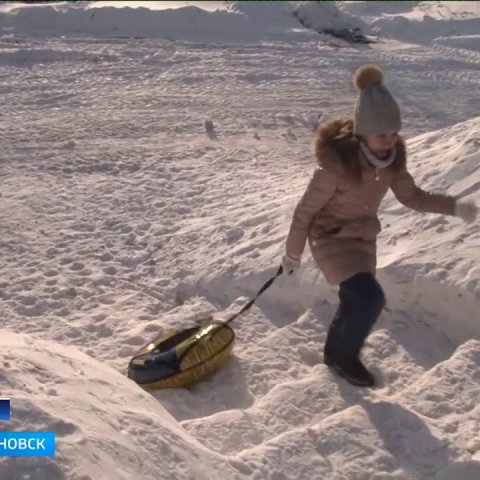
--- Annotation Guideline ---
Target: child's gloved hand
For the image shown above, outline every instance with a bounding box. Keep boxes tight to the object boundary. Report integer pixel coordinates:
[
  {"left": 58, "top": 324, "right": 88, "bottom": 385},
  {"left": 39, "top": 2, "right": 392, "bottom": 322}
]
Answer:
[
  {"left": 282, "top": 253, "right": 301, "bottom": 275},
  {"left": 455, "top": 200, "right": 478, "bottom": 224}
]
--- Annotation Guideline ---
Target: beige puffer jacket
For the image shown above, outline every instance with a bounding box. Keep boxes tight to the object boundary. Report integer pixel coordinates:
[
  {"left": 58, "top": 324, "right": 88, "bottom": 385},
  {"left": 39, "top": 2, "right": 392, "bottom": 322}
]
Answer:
[{"left": 286, "top": 118, "right": 456, "bottom": 285}]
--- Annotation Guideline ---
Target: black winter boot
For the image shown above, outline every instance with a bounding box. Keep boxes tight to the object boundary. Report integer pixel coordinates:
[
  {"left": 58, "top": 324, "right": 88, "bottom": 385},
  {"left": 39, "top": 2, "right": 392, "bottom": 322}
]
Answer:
[{"left": 323, "top": 352, "right": 375, "bottom": 387}]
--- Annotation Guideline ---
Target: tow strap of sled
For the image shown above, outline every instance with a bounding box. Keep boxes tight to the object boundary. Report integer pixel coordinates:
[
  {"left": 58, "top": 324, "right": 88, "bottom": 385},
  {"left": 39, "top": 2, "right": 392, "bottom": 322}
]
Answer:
[{"left": 223, "top": 264, "right": 284, "bottom": 326}]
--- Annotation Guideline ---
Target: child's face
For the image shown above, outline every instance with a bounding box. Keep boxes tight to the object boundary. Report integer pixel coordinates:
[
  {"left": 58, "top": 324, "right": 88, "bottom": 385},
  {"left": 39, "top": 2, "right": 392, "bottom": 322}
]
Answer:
[{"left": 365, "top": 132, "right": 398, "bottom": 158}]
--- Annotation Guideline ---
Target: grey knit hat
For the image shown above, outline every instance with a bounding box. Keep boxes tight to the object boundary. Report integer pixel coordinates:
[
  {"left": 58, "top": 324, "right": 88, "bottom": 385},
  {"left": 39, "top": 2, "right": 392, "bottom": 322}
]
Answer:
[{"left": 353, "top": 64, "right": 401, "bottom": 137}]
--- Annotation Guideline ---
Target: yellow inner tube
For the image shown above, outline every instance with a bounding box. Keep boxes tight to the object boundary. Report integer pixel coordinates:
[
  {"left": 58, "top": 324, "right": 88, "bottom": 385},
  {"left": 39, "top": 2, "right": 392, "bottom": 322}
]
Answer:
[{"left": 129, "top": 319, "right": 235, "bottom": 389}]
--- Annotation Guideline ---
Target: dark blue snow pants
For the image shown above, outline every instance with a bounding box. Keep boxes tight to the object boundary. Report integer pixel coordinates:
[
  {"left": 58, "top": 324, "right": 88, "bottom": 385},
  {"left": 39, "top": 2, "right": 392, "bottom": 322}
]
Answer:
[{"left": 324, "top": 272, "right": 386, "bottom": 358}]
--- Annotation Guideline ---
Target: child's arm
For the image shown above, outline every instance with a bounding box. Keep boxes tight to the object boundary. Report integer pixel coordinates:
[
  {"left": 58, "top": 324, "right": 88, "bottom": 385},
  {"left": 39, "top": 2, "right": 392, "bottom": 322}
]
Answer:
[
  {"left": 285, "top": 166, "right": 336, "bottom": 259},
  {"left": 390, "top": 165, "right": 456, "bottom": 215}
]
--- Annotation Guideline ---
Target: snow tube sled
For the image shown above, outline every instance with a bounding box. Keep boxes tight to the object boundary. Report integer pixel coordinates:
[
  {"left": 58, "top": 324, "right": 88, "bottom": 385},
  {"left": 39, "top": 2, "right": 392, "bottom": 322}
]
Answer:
[{"left": 128, "top": 318, "right": 235, "bottom": 390}]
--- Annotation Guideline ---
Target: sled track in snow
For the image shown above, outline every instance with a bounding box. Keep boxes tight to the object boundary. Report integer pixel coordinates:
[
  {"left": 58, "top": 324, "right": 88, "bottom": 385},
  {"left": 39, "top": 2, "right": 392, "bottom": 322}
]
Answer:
[{"left": 430, "top": 40, "right": 480, "bottom": 65}]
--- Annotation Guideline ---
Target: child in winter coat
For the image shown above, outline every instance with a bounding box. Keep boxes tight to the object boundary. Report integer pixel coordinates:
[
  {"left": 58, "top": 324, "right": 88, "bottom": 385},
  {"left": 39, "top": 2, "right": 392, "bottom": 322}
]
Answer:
[{"left": 282, "top": 64, "right": 478, "bottom": 387}]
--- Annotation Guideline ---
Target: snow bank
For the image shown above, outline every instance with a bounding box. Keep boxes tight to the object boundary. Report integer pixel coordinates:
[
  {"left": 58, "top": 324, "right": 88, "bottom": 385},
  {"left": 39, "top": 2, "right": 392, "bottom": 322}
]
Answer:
[
  {"left": 2, "top": 1, "right": 479, "bottom": 47},
  {"left": 369, "top": 14, "right": 480, "bottom": 45},
  {"left": 0, "top": 1, "right": 318, "bottom": 43},
  {"left": 378, "top": 116, "right": 480, "bottom": 294},
  {"left": 0, "top": 0, "right": 375, "bottom": 45},
  {"left": 0, "top": 329, "right": 242, "bottom": 480},
  {"left": 338, "top": 0, "right": 480, "bottom": 46}
]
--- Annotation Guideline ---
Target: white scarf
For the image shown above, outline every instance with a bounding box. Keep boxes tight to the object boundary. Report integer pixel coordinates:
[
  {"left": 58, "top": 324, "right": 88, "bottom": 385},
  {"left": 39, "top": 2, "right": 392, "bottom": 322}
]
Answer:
[
  {"left": 359, "top": 142, "right": 396, "bottom": 169},
  {"left": 359, "top": 142, "right": 396, "bottom": 181}
]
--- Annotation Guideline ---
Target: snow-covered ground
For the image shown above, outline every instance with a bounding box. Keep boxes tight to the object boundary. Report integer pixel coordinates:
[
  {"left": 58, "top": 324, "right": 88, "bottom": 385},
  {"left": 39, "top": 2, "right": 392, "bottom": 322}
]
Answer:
[{"left": 1, "top": 1, "right": 480, "bottom": 479}]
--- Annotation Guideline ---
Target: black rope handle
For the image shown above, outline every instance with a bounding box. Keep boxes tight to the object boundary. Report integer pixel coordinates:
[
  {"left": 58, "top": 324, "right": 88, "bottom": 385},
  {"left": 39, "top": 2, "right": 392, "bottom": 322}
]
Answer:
[
  {"left": 170, "top": 265, "right": 284, "bottom": 365},
  {"left": 223, "top": 264, "right": 283, "bottom": 326}
]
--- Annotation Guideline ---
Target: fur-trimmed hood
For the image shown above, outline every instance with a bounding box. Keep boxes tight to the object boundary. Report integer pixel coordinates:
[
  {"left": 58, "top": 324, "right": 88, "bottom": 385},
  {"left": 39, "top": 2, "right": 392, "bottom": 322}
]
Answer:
[{"left": 313, "top": 118, "right": 406, "bottom": 179}]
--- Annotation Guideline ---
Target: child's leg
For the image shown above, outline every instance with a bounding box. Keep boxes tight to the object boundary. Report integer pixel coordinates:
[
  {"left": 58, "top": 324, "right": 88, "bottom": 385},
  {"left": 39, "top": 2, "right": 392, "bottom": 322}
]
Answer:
[{"left": 323, "top": 272, "right": 385, "bottom": 386}]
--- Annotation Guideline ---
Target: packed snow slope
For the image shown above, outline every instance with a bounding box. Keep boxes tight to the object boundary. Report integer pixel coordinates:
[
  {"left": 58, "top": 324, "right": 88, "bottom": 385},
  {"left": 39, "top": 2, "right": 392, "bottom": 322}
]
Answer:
[{"left": 1, "top": 1, "right": 480, "bottom": 479}]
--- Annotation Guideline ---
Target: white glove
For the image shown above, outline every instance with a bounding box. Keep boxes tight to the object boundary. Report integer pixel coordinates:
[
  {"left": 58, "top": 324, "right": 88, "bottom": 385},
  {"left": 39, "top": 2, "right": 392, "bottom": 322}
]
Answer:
[
  {"left": 282, "top": 253, "right": 301, "bottom": 275},
  {"left": 455, "top": 201, "right": 478, "bottom": 224}
]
